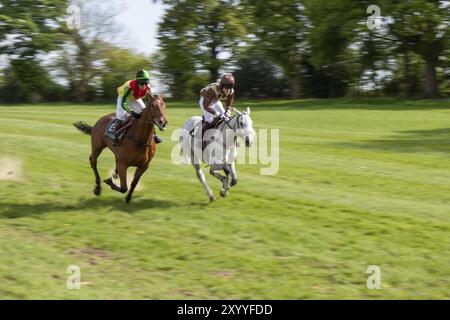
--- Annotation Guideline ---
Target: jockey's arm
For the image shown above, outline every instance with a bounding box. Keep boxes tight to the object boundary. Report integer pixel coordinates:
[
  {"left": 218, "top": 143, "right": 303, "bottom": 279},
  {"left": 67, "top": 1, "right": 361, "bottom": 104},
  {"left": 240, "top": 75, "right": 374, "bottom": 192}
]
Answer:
[
  {"left": 201, "top": 91, "right": 219, "bottom": 116},
  {"left": 117, "top": 82, "right": 132, "bottom": 113},
  {"left": 121, "top": 88, "right": 132, "bottom": 113}
]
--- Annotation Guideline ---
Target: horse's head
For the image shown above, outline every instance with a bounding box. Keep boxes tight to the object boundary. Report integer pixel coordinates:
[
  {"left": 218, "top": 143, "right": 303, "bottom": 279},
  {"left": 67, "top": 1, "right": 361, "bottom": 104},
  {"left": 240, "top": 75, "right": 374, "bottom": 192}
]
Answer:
[
  {"left": 234, "top": 107, "right": 255, "bottom": 148},
  {"left": 143, "top": 95, "right": 168, "bottom": 131}
]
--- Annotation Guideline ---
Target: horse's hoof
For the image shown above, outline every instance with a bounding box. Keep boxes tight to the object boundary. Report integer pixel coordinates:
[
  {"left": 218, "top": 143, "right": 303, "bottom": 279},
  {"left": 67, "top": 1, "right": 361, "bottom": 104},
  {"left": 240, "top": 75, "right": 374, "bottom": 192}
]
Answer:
[
  {"left": 209, "top": 194, "right": 216, "bottom": 202},
  {"left": 103, "top": 178, "right": 112, "bottom": 185},
  {"left": 220, "top": 189, "right": 229, "bottom": 198},
  {"left": 230, "top": 179, "right": 238, "bottom": 187},
  {"left": 93, "top": 186, "right": 101, "bottom": 196},
  {"left": 125, "top": 195, "right": 131, "bottom": 203}
]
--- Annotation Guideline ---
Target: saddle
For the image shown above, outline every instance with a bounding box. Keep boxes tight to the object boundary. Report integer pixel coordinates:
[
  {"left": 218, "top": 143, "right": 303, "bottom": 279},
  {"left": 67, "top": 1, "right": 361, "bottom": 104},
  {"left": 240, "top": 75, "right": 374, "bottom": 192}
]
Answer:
[
  {"left": 191, "top": 116, "right": 227, "bottom": 150},
  {"left": 104, "top": 117, "right": 134, "bottom": 145},
  {"left": 191, "top": 117, "right": 222, "bottom": 136}
]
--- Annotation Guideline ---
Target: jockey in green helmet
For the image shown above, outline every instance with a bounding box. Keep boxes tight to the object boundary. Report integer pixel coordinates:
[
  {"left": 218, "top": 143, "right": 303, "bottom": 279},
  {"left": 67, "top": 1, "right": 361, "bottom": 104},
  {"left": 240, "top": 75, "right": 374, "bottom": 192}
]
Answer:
[{"left": 109, "top": 69, "right": 162, "bottom": 145}]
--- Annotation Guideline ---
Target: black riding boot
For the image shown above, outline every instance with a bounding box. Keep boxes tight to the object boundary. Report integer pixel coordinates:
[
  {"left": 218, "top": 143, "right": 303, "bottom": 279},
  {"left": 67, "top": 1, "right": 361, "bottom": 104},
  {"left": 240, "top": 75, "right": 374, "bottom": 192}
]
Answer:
[
  {"left": 201, "top": 121, "right": 214, "bottom": 148},
  {"left": 202, "top": 121, "right": 212, "bottom": 136},
  {"left": 154, "top": 134, "right": 162, "bottom": 144},
  {"left": 112, "top": 119, "right": 123, "bottom": 146}
]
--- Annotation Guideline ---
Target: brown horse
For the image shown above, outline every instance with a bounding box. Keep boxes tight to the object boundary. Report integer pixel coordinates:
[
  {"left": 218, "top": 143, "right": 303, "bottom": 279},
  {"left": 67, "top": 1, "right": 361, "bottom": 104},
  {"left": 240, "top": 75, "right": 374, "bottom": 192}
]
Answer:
[{"left": 73, "top": 95, "right": 168, "bottom": 203}]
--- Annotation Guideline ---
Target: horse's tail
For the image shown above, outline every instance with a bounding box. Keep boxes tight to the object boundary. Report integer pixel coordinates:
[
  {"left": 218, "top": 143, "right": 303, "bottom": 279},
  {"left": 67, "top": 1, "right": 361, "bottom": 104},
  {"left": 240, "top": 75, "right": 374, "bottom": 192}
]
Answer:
[{"left": 73, "top": 121, "right": 93, "bottom": 135}]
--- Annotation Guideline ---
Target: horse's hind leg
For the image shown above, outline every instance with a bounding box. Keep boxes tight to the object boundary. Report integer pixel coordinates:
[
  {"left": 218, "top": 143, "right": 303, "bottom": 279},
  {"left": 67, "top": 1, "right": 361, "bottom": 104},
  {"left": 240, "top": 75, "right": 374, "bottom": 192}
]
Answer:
[
  {"left": 90, "top": 146, "right": 105, "bottom": 196},
  {"left": 126, "top": 164, "right": 149, "bottom": 203},
  {"left": 222, "top": 164, "right": 232, "bottom": 196}
]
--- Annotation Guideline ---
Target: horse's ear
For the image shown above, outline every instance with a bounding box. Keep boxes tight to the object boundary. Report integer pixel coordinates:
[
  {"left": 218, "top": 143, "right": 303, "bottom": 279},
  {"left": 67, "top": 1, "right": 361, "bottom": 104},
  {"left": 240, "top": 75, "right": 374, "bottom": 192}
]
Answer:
[{"left": 246, "top": 107, "right": 251, "bottom": 115}]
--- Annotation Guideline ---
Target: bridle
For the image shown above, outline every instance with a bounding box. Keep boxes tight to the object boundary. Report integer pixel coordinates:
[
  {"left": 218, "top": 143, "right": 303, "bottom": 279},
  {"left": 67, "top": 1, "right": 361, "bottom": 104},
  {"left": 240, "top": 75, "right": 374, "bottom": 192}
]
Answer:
[
  {"left": 125, "top": 96, "right": 166, "bottom": 148},
  {"left": 220, "top": 113, "right": 244, "bottom": 132},
  {"left": 214, "top": 113, "right": 249, "bottom": 147},
  {"left": 137, "top": 97, "right": 164, "bottom": 125}
]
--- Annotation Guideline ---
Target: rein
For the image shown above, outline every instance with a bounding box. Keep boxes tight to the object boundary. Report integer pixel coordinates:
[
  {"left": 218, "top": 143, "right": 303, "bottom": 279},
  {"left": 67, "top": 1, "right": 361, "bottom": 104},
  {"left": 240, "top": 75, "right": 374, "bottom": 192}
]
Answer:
[
  {"left": 214, "top": 114, "right": 243, "bottom": 148},
  {"left": 125, "top": 98, "right": 161, "bottom": 148},
  {"left": 218, "top": 114, "right": 242, "bottom": 133}
]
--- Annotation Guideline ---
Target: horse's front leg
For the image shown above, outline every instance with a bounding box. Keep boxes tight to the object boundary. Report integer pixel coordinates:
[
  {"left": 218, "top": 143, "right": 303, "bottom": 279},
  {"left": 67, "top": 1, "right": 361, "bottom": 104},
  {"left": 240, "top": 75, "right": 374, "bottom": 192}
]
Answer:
[
  {"left": 104, "top": 162, "right": 128, "bottom": 194},
  {"left": 230, "top": 162, "right": 238, "bottom": 187},
  {"left": 209, "top": 164, "right": 229, "bottom": 198},
  {"left": 125, "top": 163, "right": 149, "bottom": 203},
  {"left": 225, "top": 147, "right": 238, "bottom": 187}
]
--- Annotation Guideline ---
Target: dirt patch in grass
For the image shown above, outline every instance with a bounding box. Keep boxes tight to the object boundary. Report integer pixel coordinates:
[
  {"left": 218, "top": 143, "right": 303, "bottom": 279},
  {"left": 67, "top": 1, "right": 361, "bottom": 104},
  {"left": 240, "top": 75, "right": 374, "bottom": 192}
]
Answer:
[
  {"left": 0, "top": 157, "right": 23, "bottom": 181},
  {"left": 209, "top": 270, "right": 235, "bottom": 278},
  {"left": 68, "top": 247, "right": 112, "bottom": 265}
]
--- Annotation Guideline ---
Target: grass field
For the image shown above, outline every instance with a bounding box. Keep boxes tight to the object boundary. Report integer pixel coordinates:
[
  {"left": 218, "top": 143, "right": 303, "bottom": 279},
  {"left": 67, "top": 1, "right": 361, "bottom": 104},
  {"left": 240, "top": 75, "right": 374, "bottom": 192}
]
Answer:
[{"left": 0, "top": 98, "right": 449, "bottom": 299}]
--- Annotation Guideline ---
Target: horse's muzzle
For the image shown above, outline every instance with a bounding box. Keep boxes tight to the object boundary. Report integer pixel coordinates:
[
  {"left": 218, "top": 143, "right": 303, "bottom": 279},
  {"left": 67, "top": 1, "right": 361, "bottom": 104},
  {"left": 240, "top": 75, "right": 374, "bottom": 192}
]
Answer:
[{"left": 154, "top": 120, "right": 167, "bottom": 131}]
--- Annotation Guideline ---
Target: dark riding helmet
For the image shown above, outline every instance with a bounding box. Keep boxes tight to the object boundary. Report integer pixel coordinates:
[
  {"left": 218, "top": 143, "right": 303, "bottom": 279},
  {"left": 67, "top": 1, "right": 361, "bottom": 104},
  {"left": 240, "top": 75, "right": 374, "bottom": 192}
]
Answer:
[
  {"left": 220, "top": 73, "right": 235, "bottom": 89},
  {"left": 136, "top": 69, "right": 150, "bottom": 86}
]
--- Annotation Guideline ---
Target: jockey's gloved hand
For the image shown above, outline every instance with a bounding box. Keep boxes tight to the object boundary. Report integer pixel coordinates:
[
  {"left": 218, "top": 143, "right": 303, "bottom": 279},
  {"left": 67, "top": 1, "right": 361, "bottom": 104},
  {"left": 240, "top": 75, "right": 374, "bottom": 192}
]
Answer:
[
  {"left": 219, "top": 113, "right": 230, "bottom": 121},
  {"left": 130, "top": 111, "right": 141, "bottom": 119},
  {"left": 224, "top": 110, "right": 231, "bottom": 118}
]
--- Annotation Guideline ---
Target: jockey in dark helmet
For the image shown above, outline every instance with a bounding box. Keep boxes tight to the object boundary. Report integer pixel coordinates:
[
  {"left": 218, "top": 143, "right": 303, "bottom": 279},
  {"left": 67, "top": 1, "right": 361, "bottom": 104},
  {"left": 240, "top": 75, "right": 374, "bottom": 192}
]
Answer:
[
  {"left": 191, "top": 73, "right": 235, "bottom": 137},
  {"left": 107, "top": 69, "right": 162, "bottom": 146}
]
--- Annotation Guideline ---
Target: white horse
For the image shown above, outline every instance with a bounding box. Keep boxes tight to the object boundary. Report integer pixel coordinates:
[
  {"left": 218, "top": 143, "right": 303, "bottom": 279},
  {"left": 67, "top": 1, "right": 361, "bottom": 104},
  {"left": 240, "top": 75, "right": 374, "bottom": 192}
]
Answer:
[{"left": 179, "top": 107, "right": 255, "bottom": 202}]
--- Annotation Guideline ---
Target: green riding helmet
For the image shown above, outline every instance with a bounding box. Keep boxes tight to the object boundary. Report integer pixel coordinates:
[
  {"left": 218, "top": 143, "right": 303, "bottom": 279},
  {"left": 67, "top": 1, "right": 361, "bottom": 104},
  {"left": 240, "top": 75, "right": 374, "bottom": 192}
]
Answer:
[{"left": 136, "top": 69, "right": 150, "bottom": 85}]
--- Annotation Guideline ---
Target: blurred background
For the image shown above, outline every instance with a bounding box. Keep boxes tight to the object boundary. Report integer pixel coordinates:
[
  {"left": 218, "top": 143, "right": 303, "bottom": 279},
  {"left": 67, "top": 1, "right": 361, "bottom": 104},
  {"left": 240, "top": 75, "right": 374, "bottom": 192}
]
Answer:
[
  {"left": 0, "top": 0, "right": 449, "bottom": 103},
  {"left": 1, "top": 0, "right": 450, "bottom": 300}
]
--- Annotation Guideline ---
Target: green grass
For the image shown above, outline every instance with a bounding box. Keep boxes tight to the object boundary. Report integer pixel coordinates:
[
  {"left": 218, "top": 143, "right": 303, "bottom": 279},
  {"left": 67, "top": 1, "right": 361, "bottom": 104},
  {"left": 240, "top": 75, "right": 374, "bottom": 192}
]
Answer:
[{"left": 0, "top": 98, "right": 449, "bottom": 299}]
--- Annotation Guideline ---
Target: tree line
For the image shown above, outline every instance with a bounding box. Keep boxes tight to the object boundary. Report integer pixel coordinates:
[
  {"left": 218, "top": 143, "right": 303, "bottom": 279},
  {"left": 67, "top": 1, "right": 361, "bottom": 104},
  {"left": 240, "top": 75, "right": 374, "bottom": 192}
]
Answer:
[{"left": 0, "top": 0, "right": 449, "bottom": 103}]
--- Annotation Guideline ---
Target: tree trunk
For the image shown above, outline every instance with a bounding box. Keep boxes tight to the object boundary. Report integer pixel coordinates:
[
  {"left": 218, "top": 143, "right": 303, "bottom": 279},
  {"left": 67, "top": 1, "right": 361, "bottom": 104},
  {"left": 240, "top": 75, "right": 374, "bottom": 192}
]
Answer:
[
  {"left": 403, "top": 53, "right": 413, "bottom": 97},
  {"left": 209, "top": 67, "right": 219, "bottom": 84},
  {"left": 291, "top": 75, "right": 300, "bottom": 99},
  {"left": 290, "top": 56, "right": 302, "bottom": 99},
  {"left": 72, "top": 31, "right": 92, "bottom": 102},
  {"left": 424, "top": 59, "right": 438, "bottom": 98},
  {"left": 209, "top": 41, "right": 219, "bottom": 83}
]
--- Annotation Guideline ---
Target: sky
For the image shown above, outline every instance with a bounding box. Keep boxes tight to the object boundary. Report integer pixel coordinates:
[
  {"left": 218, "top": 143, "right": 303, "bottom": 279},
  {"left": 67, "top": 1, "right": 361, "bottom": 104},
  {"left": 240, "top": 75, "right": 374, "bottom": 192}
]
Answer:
[{"left": 112, "top": 0, "right": 168, "bottom": 55}]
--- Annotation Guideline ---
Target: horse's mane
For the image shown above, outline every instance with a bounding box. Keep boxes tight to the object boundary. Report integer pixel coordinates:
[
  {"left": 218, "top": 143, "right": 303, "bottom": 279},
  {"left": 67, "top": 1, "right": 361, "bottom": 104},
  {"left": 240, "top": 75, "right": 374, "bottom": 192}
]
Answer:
[{"left": 145, "top": 94, "right": 165, "bottom": 107}]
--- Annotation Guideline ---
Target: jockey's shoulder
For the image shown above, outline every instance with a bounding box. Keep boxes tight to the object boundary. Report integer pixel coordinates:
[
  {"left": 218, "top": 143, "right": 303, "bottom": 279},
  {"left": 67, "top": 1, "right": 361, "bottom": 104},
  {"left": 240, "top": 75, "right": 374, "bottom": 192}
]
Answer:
[
  {"left": 117, "top": 80, "right": 132, "bottom": 90},
  {"left": 117, "top": 80, "right": 132, "bottom": 95},
  {"left": 201, "top": 82, "right": 218, "bottom": 90},
  {"left": 200, "top": 82, "right": 221, "bottom": 95},
  {"left": 124, "top": 79, "right": 134, "bottom": 86}
]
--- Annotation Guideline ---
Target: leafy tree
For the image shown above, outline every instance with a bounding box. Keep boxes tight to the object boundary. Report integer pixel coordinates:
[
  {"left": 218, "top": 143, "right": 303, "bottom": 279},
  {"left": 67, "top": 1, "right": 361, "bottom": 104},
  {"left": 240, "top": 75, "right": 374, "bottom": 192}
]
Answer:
[
  {"left": 0, "top": 0, "right": 68, "bottom": 102},
  {"left": 0, "top": 58, "right": 65, "bottom": 102},
  {"left": 55, "top": 0, "right": 123, "bottom": 102},
  {"left": 158, "top": 0, "right": 246, "bottom": 98},
  {"left": 0, "top": 0, "right": 68, "bottom": 58},
  {"left": 233, "top": 55, "right": 290, "bottom": 99},
  {"left": 379, "top": 0, "right": 449, "bottom": 98},
  {"left": 242, "top": 0, "right": 308, "bottom": 98},
  {"left": 97, "top": 42, "right": 151, "bottom": 102}
]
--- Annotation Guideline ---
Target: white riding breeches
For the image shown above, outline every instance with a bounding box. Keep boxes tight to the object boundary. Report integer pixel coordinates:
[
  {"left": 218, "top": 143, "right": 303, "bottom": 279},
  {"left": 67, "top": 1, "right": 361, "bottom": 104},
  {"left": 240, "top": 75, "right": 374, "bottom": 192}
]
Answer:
[
  {"left": 115, "top": 96, "right": 146, "bottom": 121},
  {"left": 199, "top": 97, "right": 225, "bottom": 124}
]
